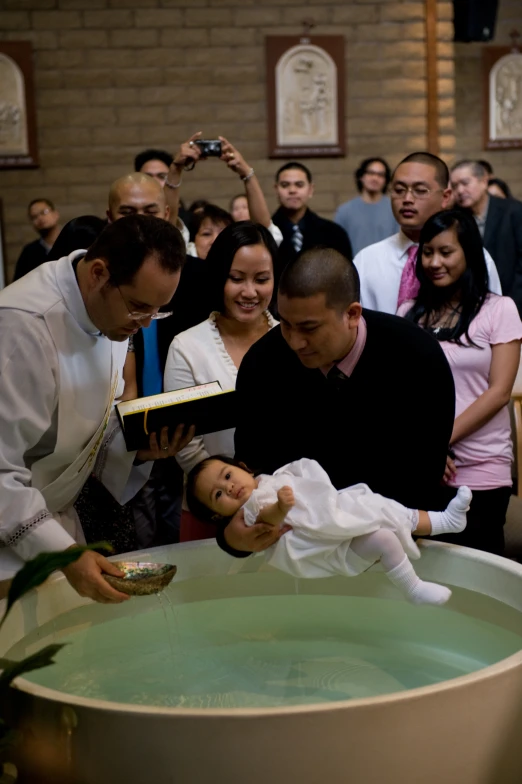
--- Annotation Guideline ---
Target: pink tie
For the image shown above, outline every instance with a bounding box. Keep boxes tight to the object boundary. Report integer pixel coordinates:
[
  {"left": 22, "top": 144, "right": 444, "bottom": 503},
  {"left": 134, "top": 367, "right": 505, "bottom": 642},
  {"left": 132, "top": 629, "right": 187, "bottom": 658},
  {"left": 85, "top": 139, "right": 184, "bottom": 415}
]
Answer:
[{"left": 397, "top": 244, "right": 420, "bottom": 309}]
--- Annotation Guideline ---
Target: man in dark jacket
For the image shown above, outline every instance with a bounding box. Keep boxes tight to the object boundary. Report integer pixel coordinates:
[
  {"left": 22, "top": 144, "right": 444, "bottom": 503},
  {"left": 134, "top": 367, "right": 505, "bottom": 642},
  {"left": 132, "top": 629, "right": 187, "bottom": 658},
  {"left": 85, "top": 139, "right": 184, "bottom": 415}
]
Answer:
[
  {"left": 272, "top": 162, "right": 352, "bottom": 271},
  {"left": 451, "top": 160, "right": 522, "bottom": 315}
]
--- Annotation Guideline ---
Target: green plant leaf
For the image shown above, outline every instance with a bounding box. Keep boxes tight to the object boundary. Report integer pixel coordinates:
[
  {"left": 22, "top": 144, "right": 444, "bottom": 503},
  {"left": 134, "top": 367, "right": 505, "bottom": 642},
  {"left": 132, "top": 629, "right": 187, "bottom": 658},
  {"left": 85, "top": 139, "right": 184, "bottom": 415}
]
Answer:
[
  {"left": 0, "top": 644, "right": 66, "bottom": 690},
  {"left": 0, "top": 541, "right": 112, "bottom": 629}
]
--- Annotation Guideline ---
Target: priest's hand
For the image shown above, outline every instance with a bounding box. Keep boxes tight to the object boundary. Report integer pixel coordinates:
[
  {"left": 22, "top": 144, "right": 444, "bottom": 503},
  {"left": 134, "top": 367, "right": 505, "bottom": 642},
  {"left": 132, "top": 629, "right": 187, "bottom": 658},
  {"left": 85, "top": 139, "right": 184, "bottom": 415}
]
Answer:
[
  {"left": 223, "top": 509, "right": 292, "bottom": 553},
  {"left": 62, "top": 550, "right": 130, "bottom": 604},
  {"left": 136, "top": 424, "right": 196, "bottom": 462}
]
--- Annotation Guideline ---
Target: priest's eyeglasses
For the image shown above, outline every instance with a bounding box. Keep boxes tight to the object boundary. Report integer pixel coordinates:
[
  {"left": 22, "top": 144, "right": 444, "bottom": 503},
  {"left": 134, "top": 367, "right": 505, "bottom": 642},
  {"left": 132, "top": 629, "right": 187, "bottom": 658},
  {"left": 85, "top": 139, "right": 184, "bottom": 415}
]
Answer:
[{"left": 116, "top": 285, "right": 173, "bottom": 321}]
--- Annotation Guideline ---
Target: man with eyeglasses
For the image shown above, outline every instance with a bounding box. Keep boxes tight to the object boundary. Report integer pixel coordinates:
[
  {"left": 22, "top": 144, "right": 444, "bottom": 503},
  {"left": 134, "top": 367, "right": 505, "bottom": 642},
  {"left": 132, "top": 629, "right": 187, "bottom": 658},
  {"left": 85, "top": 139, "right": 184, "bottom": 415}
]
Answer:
[
  {"left": 334, "top": 157, "right": 398, "bottom": 256},
  {"left": 13, "top": 198, "right": 61, "bottom": 281},
  {"left": 0, "top": 216, "right": 194, "bottom": 602},
  {"left": 353, "top": 152, "right": 501, "bottom": 314}
]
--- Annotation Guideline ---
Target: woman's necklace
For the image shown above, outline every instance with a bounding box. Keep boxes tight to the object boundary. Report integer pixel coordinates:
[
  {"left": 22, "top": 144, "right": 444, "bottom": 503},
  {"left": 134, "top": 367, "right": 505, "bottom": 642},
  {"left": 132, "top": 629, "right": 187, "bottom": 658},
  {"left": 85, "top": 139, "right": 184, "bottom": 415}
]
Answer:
[{"left": 430, "top": 302, "right": 461, "bottom": 333}]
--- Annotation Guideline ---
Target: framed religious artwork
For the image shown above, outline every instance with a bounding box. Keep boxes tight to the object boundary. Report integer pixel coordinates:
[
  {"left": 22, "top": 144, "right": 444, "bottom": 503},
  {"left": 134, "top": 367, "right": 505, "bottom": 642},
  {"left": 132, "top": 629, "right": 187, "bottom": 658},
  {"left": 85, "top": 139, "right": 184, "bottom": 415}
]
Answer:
[
  {"left": 483, "top": 34, "right": 522, "bottom": 150},
  {"left": 0, "top": 41, "right": 39, "bottom": 169},
  {"left": 265, "top": 34, "right": 346, "bottom": 158}
]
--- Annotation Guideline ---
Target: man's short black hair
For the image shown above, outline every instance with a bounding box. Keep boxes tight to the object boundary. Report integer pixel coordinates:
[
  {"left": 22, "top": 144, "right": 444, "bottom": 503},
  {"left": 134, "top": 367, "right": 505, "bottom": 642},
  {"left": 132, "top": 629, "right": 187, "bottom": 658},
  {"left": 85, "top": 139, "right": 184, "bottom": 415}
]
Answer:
[
  {"left": 354, "top": 157, "right": 391, "bottom": 193},
  {"left": 278, "top": 247, "right": 360, "bottom": 310},
  {"left": 134, "top": 148, "right": 173, "bottom": 172},
  {"left": 477, "top": 159, "right": 493, "bottom": 176},
  {"left": 451, "top": 159, "right": 488, "bottom": 180},
  {"left": 395, "top": 152, "right": 450, "bottom": 189},
  {"left": 275, "top": 161, "right": 313, "bottom": 183},
  {"left": 84, "top": 214, "right": 185, "bottom": 286},
  {"left": 28, "top": 198, "right": 55, "bottom": 214}
]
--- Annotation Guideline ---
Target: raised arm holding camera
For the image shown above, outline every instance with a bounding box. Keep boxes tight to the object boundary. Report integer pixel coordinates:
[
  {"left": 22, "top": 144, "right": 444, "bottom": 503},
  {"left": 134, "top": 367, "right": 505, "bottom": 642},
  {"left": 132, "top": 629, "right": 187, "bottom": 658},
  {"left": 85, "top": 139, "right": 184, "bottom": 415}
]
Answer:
[{"left": 164, "top": 132, "right": 282, "bottom": 247}]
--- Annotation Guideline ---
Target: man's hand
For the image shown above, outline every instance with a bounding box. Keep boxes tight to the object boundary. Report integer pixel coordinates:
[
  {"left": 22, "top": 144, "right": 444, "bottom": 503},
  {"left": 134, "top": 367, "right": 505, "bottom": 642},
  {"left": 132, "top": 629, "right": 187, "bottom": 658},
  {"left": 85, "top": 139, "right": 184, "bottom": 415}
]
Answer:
[
  {"left": 173, "top": 131, "right": 203, "bottom": 172},
  {"left": 62, "top": 550, "right": 129, "bottom": 604},
  {"left": 136, "top": 424, "right": 195, "bottom": 463},
  {"left": 277, "top": 485, "right": 295, "bottom": 515},
  {"left": 219, "top": 136, "right": 251, "bottom": 179},
  {"left": 223, "top": 509, "right": 291, "bottom": 553}
]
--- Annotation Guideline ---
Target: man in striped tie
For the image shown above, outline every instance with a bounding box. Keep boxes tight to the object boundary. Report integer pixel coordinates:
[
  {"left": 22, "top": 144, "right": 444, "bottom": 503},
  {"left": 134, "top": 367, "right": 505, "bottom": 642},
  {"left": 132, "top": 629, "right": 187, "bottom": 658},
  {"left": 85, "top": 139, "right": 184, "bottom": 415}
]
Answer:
[{"left": 271, "top": 162, "right": 352, "bottom": 272}]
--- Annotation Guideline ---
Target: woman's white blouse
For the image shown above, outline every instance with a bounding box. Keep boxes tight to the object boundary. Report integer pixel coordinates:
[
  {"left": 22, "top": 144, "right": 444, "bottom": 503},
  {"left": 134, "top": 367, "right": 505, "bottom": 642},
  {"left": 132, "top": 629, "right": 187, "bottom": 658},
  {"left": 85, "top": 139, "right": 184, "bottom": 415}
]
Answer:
[{"left": 164, "top": 311, "right": 277, "bottom": 473}]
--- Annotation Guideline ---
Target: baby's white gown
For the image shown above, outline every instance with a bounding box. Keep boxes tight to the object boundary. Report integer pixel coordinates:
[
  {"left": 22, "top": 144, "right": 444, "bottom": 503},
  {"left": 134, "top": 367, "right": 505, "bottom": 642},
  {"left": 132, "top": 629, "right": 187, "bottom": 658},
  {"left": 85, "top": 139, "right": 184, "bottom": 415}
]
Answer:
[{"left": 242, "top": 458, "right": 420, "bottom": 579}]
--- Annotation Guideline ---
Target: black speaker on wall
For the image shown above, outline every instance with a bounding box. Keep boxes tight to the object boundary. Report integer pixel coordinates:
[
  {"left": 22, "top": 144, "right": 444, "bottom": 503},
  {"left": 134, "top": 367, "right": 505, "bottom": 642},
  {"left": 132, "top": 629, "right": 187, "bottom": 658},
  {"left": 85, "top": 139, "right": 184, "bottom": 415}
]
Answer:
[{"left": 453, "top": 0, "right": 499, "bottom": 42}]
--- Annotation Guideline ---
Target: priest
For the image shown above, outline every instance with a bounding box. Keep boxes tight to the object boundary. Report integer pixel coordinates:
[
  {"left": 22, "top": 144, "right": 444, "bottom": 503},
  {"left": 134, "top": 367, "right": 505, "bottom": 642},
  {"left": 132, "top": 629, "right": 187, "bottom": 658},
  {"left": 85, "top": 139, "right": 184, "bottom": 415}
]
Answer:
[{"left": 0, "top": 215, "right": 192, "bottom": 602}]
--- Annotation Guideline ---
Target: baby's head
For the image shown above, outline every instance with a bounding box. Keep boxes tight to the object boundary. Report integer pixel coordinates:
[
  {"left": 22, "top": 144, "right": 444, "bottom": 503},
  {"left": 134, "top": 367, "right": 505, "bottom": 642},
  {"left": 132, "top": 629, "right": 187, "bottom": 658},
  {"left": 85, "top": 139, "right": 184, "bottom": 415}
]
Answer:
[{"left": 186, "top": 456, "right": 257, "bottom": 523}]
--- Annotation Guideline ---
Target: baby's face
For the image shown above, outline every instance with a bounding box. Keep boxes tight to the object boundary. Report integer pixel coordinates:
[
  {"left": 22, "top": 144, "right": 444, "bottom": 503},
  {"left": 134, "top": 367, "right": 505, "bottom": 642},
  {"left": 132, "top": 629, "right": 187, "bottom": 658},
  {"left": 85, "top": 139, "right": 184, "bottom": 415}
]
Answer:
[{"left": 196, "top": 460, "right": 257, "bottom": 518}]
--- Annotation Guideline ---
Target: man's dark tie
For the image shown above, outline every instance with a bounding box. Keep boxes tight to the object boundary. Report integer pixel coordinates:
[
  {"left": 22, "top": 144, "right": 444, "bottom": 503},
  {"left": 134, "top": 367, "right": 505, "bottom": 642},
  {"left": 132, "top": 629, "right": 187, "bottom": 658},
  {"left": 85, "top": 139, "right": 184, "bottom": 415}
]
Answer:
[{"left": 326, "top": 365, "right": 349, "bottom": 391}]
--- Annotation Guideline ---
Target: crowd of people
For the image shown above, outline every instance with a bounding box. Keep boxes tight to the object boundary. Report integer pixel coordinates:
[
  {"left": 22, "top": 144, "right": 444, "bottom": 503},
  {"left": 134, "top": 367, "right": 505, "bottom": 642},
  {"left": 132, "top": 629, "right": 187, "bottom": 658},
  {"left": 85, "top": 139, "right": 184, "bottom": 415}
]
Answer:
[{"left": 2, "top": 136, "right": 522, "bottom": 605}]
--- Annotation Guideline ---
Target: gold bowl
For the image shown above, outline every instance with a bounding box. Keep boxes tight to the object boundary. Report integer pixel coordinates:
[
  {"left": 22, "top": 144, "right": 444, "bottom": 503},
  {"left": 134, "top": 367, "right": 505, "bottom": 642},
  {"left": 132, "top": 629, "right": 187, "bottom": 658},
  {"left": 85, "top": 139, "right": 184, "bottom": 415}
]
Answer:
[{"left": 103, "top": 562, "right": 177, "bottom": 596}]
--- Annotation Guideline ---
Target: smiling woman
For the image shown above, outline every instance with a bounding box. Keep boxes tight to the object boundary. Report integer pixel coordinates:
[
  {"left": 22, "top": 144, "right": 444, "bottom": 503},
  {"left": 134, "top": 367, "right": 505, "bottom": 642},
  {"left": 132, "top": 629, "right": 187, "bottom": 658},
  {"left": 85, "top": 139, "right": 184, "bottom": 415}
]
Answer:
[{"left": 163, "top": 222, "right": 279, "bottom": 480}]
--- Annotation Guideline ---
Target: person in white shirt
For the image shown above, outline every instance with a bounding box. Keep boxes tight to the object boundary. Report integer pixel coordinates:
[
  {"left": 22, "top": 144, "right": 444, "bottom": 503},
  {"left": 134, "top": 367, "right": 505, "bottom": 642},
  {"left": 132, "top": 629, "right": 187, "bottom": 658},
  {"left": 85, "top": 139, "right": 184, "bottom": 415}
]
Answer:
[
  {"left": 0, "top": 215, "right": 192, "bottom": 601},
  {"left": 353, "top": 152, "right": 501, "bottom": 314},
  {"left": 164, "top": 222, "right": 279, "bottom": 475}
]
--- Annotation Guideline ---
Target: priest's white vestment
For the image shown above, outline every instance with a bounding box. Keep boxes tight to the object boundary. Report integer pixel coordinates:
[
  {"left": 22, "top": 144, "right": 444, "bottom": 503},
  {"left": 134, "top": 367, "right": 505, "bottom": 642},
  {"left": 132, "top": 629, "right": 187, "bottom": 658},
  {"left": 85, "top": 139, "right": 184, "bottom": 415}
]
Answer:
[{"left": 0, "top": 251, "right": 151, "bottom": 578}]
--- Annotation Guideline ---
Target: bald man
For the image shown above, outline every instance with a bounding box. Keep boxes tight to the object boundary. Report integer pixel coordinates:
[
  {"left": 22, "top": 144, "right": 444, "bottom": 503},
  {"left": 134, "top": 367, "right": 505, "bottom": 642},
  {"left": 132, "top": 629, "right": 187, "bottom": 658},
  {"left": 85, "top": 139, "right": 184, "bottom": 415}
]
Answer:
[{"left": 107, "top": 173, "right": 170, "bottom": 223}]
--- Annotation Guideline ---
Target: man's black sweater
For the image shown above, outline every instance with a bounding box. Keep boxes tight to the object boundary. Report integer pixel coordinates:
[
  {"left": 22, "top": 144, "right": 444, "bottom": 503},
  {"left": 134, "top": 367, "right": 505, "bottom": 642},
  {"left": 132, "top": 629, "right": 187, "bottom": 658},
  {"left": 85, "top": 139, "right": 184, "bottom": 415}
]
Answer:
[{"left": 234, "top": 309, "right": 455, "bottom": 512}]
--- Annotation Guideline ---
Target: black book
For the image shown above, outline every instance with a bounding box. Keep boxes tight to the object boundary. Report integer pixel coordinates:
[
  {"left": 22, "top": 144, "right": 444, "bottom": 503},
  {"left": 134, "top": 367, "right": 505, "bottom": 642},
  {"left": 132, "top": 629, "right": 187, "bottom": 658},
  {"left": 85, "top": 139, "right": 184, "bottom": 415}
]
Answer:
[{"left": 116, "top": 381, "right": 236, "bottom": 452}]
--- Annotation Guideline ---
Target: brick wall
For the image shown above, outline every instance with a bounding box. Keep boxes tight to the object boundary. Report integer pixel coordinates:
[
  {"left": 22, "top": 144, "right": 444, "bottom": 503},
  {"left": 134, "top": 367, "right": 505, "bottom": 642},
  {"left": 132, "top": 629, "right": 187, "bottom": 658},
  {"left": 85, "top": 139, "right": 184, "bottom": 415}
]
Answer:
[
  {"left": 454, "top": 0, "right": 522, "bottom": 198},
  {"left": 0, "top": 0, "right": 454, "bottom": 280}
]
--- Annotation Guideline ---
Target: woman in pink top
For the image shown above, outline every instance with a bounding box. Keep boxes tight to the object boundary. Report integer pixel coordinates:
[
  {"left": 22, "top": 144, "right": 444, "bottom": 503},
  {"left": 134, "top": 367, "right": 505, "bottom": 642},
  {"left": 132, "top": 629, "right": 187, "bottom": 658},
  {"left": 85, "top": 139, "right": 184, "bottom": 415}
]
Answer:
[{"left": 398, "top": 209, "right": 522, "bottom": 555}]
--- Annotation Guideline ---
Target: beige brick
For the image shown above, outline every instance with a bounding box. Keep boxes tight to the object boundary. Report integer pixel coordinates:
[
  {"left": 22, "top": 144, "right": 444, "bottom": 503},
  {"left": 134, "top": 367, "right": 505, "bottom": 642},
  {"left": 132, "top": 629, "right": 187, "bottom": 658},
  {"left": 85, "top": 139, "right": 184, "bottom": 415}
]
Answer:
[
  {"left": 210, "top": 28, "right": 256, "bottom": 46},
  {"left": 59, "top": 30, "right": 109, "bottom": 48},
  {"left": 135, "top": 9, "right": 183, "bottom": 27},
  {"left": 64, "top": 69, "right": 115, "bottom": 88},
  {"left": 137, "top": 85, "right": 186, "bottom": 105},
  {"left": 212, "top": 66, "right": 259, "bottom": 84},
  {"left": 347, "top": 81, "right": 382, "bottom": 98},
  {"left": 91, "top": 127, "right": 142, "bottom": 145},
  {"left": 438, "top": 2, "right": 454, "bottom": 21},
  {"left": 112, "top": 68, "right": 163, "bottom": 88},
  {"left": 1, "top": 12, "right": 31, "bottom": 29},
  {"left": 234, "top": 8, "right": 282, "bottom": 26},
  {"left": 116, "top": 106, "right": 165, "bottom": 126},
  {"left": 214, "top": 103, "right": 263, "bottom": 122},
  {"left": 58, "top": 0, "right": 107, "bottom": 7},
  {"left": 37, "top": 88, "right": 87, "bottom": 107},
  {"left": 164, "top": 66, "right": 214, "bottom": 85},
  {"left": 110, "top": 29, "right": 159, "bottom": 47},
  {"left": 4, "top": 0, "right": 54, "bottom": 7},
  {"left": 108, "top": 0, "right": 157, "bottom": 6},
  {"left": 281, "top": 7, "right": 334, "bottom": 25},
  {"left": 87, "top": 87, "right": 139, "bottom": 105},
  {"left": 69, "top": 107, "right": 117, "bottom": 126},
  {"left": 39, "top": 127, "right": 92, "bottom": 148},
  {"left": 439, "top": 115, "right": 456, "bottom": 132},
  {"left": 159, "top": 28, "right": 210, "bottom": 48},
  {"left": 436, "top": 21, "right": 454, "bottom": 41},
  {"left": 437, "top": 78, "right": 454, "bottom": 97},
  {"left": 380, "top": 3, "right": 424, "bottom": 22},
  {"left": 185, "top": 8, "right": 233, "bottom": 27},
  {"left": 350, "top": 97, "right": 426, "bottom": 116},
  {"left": 68, "top": 184, "right": 107, "bottom": 202},
  {"left": 332, "top": 6, "right": 380, "bottom": 24},
  {"left": 35, "top": 71, "right": 64, "bottom": 89},
  {"left": 32, "top": 11, "right": 82, "bottom": 29},
  {"left": 83, "top": 10, "right": 133, "bottom": 28},
  {"left": 36, "top": 49, "right": 85, "bottom": 68},
  {"left": 356, "top": 22, "right": 424, "bottom": 41},
  {"left": 383, "top": 78, "right": 426, "bottom": 96},
  {"left": 45, "top": 166, "right": 94, "bottom": 184},
  {"left": 6, "top": 29, "right": 59, "bottom": 49},
  {"left": 437, "top": 60, "right": 454, "bottom": 78}
]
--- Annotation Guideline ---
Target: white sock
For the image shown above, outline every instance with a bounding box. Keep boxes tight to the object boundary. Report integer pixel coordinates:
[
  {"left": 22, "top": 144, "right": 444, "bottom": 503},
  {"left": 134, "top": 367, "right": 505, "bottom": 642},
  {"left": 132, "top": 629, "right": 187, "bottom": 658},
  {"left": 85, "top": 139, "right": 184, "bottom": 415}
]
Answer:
[
  {"left": 428, "top": 486, "right": 472, "bottom": 536},
  {"left": 386, "top": 556, "right": 452, "bottom": 606}
]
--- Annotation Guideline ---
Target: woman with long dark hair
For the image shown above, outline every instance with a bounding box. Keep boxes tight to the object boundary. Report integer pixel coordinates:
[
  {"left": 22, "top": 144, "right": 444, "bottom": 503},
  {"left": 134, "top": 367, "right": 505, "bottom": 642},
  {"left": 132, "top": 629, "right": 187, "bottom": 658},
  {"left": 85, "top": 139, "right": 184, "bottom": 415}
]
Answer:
[
  {"left": 398, "top": 208, "right": 522, "bottom": 555},
  {"left": 164, "top": 221, "right": 278, "bottom": 473}
]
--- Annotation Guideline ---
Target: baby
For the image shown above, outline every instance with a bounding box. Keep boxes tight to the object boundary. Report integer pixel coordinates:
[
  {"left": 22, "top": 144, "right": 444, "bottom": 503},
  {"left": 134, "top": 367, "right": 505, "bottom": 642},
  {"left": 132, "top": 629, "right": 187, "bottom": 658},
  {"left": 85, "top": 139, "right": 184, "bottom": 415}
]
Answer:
[{"left": 187, "top": 456, "right": 471, "bottom": 606}]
